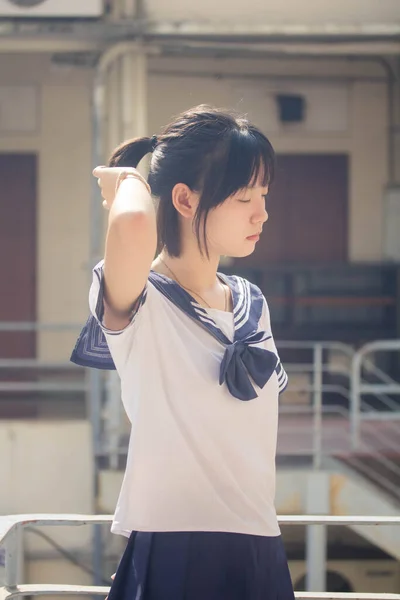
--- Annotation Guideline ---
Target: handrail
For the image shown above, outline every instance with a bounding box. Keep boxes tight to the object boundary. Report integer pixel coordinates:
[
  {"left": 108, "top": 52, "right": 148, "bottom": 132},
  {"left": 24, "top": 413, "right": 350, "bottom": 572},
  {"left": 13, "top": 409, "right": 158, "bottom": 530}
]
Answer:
[
  {"left": 1, "top": 515, "right": 400, "bottom": 600},
  {"left": 351, "top": 340, "right": 400, "bottom": 449},
  {"left": 1, "top": 331, "right": 399, "bottom": 504},
  {"left": 0, "top": 322, "right": 81, "bottom": 331},
  {"left": 1, "top": 586, "right": 399, "bottom": 599}
]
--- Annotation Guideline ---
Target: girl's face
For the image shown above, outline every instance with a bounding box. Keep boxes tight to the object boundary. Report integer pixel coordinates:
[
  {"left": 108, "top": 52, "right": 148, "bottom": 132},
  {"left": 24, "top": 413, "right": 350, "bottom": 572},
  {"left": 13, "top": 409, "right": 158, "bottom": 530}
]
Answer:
[{"left": 204, "top": 185, "right": 269, "bottom": 258}]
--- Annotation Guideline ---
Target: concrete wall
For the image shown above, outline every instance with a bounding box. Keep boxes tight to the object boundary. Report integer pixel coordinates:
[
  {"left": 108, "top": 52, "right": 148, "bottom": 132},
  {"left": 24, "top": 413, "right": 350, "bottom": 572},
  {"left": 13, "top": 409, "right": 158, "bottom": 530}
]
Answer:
[
  {"left": 0, "top": 419, "right": 95, "bottom": 597},
  {"left": 144, "top": 0, "right": 400, "bottom": 26},
  {"left": 0, "top": 420, "right": 93, "bottom": 546},
  {"left": 147, "top": 55, "right": 388, "bottom": 263},
  {"left": 0, "top": 54, "right": 92, "bottom": 361},
  {"left": 289, "top": 559, "right": 400, "bottom": 594},
  {"left": 0, "top": 52, "right": 391, "bottom": 360}
]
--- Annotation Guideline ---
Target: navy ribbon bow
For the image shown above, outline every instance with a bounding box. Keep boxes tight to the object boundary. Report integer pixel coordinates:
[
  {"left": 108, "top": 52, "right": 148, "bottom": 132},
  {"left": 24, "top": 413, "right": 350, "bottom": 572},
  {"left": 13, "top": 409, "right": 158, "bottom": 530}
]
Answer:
[
  {"left": 71, "top": 268, "right": 282, "bottom": 401},
  {"left": 219, "top": 330, "right": 278, "bottom": 401}
]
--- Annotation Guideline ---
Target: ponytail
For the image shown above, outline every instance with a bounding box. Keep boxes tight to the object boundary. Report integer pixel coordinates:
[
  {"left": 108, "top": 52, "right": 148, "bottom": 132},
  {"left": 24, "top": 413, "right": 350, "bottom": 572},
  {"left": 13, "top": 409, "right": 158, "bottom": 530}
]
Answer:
[
  {"left": 108, "top": 136, "right": 157, "bottom": 168},
  {"left": 105, "top": 105, "right": 275, "bottom": 258}
]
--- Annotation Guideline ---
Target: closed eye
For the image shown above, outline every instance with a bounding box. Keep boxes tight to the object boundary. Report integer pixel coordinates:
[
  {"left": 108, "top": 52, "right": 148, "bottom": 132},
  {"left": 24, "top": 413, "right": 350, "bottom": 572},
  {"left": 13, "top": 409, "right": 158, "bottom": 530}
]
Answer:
[{"left": 238, "top": 194, "right": 268, "bottom": 204}]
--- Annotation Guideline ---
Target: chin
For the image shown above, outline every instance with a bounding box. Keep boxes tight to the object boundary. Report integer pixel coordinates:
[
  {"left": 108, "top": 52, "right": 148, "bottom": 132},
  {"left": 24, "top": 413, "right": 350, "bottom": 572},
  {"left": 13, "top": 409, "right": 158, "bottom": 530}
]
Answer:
[{"left": 226, "top": 246, "right": 256, "bottom": 259}]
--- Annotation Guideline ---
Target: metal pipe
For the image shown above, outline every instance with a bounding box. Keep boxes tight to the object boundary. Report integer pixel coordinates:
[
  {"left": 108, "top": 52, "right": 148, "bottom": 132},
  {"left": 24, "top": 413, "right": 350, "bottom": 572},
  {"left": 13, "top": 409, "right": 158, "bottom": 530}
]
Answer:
[
  {"left": 312, "top": 344, "right": 323, "bottom": 469},
  {"left": 375, "top": 57, "right": 397, "bottom": 184},
  {"left": 351, "top": 350, "right": 362, "bottom": 450},
  {"left": 350, "top": 338, "right": 400, "bottom": 449},
  {"left": 149, "top": 68, "right": 387, "bottom": 84},
  {"left": 4, "top": 526, "right": 18, "bottom": 588},
  {"left": 305, "top": 473, "right": 329, "bottom": 593},
  {"left": 0, "top": 322, "right": 81, "bottom": 331},
  {"left": 89, "top": 39, "right": 149, "bottom": 587}
]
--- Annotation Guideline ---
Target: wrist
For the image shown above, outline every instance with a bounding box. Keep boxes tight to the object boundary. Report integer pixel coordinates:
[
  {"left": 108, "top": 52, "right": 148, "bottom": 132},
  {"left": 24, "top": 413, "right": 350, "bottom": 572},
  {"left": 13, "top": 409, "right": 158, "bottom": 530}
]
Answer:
[{"left": 116, "top": 170, "right": 151, "bottom": 195}]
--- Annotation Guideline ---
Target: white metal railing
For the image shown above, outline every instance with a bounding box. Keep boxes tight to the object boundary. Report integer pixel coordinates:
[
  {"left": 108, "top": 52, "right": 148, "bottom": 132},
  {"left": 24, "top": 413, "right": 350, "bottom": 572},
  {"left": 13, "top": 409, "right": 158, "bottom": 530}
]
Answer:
[
  {"left": 348, "top": 340, "right": 400, "bottom": 501},
  {"left": 278, "top": 342, "right": 354, "bottom": 470},
  {"left": 1, "top": 326, "right": 400, "bottom": 499},
  {"left": 1, "top": 515, "right": 400, "bottom": 600},
  {"left": 32, "top": 333, "right": 397, "bottom": 501},
  {"left": 0, "top": 322, "right": 86, "bottom": 395},
  {"left": 273, "top": 340, "right": 400, "bottom": 502},
  {"left": 351, "top": 340, "right": 400, "bottom": 446}
]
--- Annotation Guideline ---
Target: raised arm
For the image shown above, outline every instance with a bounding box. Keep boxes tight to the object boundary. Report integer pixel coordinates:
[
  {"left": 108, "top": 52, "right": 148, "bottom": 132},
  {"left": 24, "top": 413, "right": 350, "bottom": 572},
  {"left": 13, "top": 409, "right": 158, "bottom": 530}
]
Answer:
[{"left": 94, "top": 166, "right": 157, "bottom": 331}]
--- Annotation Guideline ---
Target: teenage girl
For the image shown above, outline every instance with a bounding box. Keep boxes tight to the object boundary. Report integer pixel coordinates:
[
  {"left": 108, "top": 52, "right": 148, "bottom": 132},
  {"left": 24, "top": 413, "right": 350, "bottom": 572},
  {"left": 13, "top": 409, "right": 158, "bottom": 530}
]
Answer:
[{"left": 72, "top": 105, "right": 294, "bottom": 600}]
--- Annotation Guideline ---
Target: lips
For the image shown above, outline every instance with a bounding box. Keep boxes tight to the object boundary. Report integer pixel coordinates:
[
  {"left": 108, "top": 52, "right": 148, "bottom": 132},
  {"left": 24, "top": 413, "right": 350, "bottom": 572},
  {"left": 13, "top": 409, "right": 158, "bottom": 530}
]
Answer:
[{"left": 246, "top": 234, "right": 260, "bottom": 241}]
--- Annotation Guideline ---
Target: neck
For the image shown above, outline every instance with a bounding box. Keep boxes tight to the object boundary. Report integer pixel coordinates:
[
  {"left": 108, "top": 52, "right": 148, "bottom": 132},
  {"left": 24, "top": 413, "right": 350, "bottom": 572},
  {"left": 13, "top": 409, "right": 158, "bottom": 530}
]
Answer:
[{"left": 156, "top": 247, "right": 221, "bottom": 292}]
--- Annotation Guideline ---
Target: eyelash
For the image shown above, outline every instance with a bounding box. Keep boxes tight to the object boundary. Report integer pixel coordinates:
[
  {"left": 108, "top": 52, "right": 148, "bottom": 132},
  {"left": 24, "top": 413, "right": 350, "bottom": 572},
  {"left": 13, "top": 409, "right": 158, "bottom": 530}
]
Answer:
[{"left": 238, "top": 195, "right": 268, "bottom": 204}]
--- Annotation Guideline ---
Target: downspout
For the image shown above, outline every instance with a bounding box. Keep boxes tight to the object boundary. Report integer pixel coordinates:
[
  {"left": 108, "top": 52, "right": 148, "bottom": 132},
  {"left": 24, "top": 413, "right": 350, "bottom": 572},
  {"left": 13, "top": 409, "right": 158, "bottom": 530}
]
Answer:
[
  {"left": 88, "top": 39, "right": 143, "bottom": 586},
  {"left": 90, "top": 41, "right": 143, "bottom": 268},
  {"left": 376, "top": 57, "right": 398, "bottom": 186}
]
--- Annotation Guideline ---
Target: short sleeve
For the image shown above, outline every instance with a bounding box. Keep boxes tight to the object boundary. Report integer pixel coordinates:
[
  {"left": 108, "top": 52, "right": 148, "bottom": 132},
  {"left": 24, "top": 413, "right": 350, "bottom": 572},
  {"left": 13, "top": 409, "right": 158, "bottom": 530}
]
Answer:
[
  {"left": 70, "top": 261, "right": 151, "bottom": 372},
  {"left": 89, "top": 260, "right": 147, "bottom": 336},
  {"left": 262, "top": 296, "right": 288, "bottom": 395}
]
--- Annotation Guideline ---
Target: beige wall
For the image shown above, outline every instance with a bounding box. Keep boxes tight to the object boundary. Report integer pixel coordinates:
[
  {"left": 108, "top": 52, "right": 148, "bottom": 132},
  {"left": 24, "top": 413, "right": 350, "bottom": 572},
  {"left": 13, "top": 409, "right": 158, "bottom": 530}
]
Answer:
[
  {"left": 0, "top": 420, "right": 93, "bottom": 512},
  {"left": 144, "top": 0, "right": 400, "bottom": 26},
  {"left": 147, "top": 55, "right": 388, "bottom": 262},
  {"left": 0, "top": 54, "right": 92, "bottom": 360},
  {"left": 0, "top": 419, "right": 97, "bottom": 600},
  {"left": 289, "top": 559, "right": 400, "bottom": 594},
  {"left": 0, "top": 53, "right": 390, "bottom": 359}
]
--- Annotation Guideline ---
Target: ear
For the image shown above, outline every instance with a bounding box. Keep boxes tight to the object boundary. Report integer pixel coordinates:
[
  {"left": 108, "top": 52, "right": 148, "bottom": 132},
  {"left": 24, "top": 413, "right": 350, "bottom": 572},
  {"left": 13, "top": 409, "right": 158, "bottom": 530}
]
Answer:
[{"left": 171, "top": 183, "right": 199, "bottom": 218}]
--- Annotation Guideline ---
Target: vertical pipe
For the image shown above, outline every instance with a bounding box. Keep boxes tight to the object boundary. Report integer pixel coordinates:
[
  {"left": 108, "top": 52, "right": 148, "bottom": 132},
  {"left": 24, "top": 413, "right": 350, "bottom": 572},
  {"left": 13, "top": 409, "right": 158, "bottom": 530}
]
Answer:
[
  {"left": 132, "top": 49, "right": 148, "bottom": 139},
  {"left": 121, "top": 47, "right": 148, "bottom": 140},
  {"left": 107, "top": 59, "right": 123, "bottom": 156},
  {"left": 4, "top": 524, "right": 22, "bottom": 588},
  {"left": 351, "top": 350, "right": 362, "bottom": 450},
  {"left": 89, "top": 64, "right": 107, "bottom": 590},
  {"left": 123, "top": 0, "right": 137, "bottom": 18},
  {"left": 305, "top": 473, "right": 329, "bottom": 593},
  {"left": 377, "top": 58, "right": 397, "bottom": 185},
  {"left": 105, "top": 371, "right": 122, "bottom": 470},
  {"left": 90, "top": 41, "right": 148, "bottom": 586},
  {"left": 313, "top": 344, "right": 323, "bottom": 469}
]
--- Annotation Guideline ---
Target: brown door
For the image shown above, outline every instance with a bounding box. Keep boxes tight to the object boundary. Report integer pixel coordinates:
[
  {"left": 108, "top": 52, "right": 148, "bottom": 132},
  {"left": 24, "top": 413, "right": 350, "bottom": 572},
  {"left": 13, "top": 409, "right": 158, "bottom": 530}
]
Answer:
[
  {"left": 0, "top": 154, "right": 37, "bottom": 358},
  {"left": 242, "top": 154, "right": 348, "bottom": 265}
]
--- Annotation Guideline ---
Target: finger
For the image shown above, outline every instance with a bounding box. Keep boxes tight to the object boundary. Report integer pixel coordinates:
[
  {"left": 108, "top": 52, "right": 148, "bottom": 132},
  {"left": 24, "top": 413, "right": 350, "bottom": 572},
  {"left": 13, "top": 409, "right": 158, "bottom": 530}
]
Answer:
[
  {"left": 111, "top": 574, "right": 116, "bottom": 580},
  {"left": 92, "top": 166, "right": 106, "bottom": 177}
]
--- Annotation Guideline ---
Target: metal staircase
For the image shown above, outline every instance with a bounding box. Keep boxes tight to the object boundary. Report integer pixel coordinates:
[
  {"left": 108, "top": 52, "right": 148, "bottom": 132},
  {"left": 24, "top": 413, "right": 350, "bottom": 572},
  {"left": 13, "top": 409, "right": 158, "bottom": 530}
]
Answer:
[{"left": 277, "top": 340, "right": 400, "bottom": 503}]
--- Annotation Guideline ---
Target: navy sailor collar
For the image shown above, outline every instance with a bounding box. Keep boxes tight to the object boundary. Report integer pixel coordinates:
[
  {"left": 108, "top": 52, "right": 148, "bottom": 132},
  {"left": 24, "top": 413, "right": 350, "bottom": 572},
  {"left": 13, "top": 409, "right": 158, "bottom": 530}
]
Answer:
[
  {"left": 71, "top": 269, "right": 278, "bottom": 401},
  {"left": 149, "top": 270, "right": 260, "bottom": 344}
]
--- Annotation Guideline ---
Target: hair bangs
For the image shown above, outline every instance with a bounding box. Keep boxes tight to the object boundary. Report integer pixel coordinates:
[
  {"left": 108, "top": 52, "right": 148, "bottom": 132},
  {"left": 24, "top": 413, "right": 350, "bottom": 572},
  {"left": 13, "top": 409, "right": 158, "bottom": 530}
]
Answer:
[
  {"left": 219, "top": 127, "right": 275, "bottom": 200},
  {"left": 192, "top": 126, "right": 275, "bottom": 258}
]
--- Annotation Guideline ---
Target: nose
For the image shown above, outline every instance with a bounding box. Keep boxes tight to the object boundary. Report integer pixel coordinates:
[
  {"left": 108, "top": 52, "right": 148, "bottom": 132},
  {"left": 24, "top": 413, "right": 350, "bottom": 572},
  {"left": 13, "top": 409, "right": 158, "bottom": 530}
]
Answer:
[{"left": 251, "top": 202, "right": 268, "bottom": 225}]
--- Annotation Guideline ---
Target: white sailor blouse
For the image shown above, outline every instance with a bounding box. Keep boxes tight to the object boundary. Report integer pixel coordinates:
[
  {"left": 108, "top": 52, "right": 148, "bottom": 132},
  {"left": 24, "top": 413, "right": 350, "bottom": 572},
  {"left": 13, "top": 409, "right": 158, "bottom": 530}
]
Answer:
[{"left": 71, "top": 262, "right": 288, "bottom": 400}]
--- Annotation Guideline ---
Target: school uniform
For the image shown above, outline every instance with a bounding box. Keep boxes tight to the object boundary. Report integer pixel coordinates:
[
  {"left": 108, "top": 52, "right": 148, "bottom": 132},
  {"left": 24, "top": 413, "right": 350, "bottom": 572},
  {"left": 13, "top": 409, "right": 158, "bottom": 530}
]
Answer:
[{"left": 71, "top": 262, "right": 294, "bottom": 599}]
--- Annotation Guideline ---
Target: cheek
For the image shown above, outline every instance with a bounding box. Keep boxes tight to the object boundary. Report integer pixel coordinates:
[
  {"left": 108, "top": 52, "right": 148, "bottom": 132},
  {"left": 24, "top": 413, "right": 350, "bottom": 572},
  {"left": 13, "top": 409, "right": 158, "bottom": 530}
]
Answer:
[
  {"left": 210, "top": 205, "right": 246, "bottom": 230},
  {"left": 206, "top": 216, "right": 250, "bottom": 254},
  {"left": 207, "top": 213, "right": 240, "bottom": 243}
]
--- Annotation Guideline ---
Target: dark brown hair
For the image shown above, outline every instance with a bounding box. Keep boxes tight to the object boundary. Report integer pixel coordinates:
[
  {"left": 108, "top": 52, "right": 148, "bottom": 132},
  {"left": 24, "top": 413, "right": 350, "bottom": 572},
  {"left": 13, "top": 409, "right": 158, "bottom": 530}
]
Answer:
[{"left": 108, "top": 105, "right": 275, "bottom": 256}]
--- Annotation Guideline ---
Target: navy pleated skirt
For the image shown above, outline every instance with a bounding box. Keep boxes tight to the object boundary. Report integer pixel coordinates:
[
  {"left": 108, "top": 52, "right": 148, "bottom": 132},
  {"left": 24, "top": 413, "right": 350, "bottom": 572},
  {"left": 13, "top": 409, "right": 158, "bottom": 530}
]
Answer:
[{"left": 108, "top": 530, "right": 295, "bottom": 600}]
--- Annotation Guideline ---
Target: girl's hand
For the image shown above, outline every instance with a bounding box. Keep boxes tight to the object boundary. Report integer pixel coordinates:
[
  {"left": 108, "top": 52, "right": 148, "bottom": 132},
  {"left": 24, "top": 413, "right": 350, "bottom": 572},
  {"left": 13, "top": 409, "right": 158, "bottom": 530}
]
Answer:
[{"left": 93, "top": 166, "right": 139, "bottom": 210}]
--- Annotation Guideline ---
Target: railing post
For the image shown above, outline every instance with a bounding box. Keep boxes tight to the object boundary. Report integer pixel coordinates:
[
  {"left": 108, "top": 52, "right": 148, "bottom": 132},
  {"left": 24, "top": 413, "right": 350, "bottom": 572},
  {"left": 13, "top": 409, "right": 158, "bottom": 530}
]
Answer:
[
  {"left": 87, "top": 369, "right": 103, "bottom": 586},
  {"left": 351, "top": 349, "right": 362, "bottom": 450},
  {"left": 312, "top": 344, "right": 323, "bottom": 469},
  {"left": 305, "top": 472, "right": 329, "bottom": 593},
  {"left": 105, "top": 371, "right": 122, "bottom": 470},
  {"left": 4, "top": 523, "right": 23, "bottom": 588}
]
